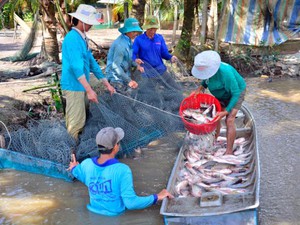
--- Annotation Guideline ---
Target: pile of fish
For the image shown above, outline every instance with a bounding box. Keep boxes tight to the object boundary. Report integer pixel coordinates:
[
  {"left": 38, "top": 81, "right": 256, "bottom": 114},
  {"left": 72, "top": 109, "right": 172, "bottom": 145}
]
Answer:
[
  {"left": 182, "top": 103, "right": 217, "bottom": 125},
  {"left": 175, "top": 132, "right": 252, "bottom": 198}
]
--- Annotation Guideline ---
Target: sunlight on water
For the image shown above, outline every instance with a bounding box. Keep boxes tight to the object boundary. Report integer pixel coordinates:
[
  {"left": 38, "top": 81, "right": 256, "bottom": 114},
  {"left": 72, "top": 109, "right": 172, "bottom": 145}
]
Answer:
[
  {"left": 0, "top": 197, "right": 58, "bottom": 224},
  {"left": 260, "top": 89, "right": 300, "bottom": 104}
]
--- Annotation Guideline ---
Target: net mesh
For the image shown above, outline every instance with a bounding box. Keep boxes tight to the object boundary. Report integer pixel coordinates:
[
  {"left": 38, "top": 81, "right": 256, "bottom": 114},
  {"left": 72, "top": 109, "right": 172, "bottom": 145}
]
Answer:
[{"left": 2, "top": 61, "right": 196, "bottom": 180}]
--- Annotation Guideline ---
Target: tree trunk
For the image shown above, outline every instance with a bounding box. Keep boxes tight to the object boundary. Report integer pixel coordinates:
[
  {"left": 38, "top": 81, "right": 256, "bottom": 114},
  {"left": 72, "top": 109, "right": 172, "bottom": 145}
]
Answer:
[
  {"left": 174, "top": 0, "right": 196, "bottom": 62},
  {"left": 55, "top": 0, "right": 71, "bottom": 37},
  {"left": 200, "top": 0, "right": 208, "bottom": 45},
  {"left": 216, "top": 0, "right": 227, "bottom": 51},
  {"left": 40, "top": 0, "right": 60, "bottom": 63},
  {"left": 212, "top": 0, "right": 218, "bottom": 51},
  {"left": 131, "top": 0, "right": 146, "bottom": 25},
  {"left": 194, "top": 0, "right": 201, "bottom": 36},
  {"left": 171, "top": 4, "right": 178, "bottom": 45}
]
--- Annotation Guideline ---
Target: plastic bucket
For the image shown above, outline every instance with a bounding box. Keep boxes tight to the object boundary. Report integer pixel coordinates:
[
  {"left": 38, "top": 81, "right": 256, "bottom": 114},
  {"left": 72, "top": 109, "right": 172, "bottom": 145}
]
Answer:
[{"left": 179, "top": 93, "right": 221, "bottom": 135}]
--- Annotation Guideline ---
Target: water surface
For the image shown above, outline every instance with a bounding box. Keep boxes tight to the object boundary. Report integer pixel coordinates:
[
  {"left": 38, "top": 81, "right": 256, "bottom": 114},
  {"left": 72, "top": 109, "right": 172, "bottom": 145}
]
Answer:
[{"left": 1, "top": 78, "right": 299, "bottom": 225}]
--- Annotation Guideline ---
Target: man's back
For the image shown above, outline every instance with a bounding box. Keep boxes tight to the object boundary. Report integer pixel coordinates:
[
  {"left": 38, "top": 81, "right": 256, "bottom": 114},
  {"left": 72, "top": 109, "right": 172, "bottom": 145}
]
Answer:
[{"left": 72, "top": 157, "right": 155, "bottom": 216}]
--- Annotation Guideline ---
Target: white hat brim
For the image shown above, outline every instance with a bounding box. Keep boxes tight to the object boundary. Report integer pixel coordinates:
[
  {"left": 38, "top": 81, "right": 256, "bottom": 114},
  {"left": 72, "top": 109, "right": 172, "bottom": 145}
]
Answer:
[
  {"left": 69, "top": 12, "right": 100, "bottom": 25},
  {"left": 191, "top": 51, "right": 221, "bottom": 80},
  {"left": 191, "top": 63, "right": 220, "bottom": 80}
]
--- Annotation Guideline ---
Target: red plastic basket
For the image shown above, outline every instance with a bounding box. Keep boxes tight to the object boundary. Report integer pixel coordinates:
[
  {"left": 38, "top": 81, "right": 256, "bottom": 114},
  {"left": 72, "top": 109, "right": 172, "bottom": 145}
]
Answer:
[{"left": 179, "top": 93, "right": 221, "bottom": 135}]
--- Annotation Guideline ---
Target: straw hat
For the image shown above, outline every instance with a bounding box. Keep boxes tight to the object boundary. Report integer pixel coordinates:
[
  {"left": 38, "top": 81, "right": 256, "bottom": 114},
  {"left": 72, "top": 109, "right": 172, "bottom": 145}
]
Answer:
[
  {"left": 119, "top": 18, "right": 143, "bottom": 34},
  {"left": 142, "top": 15, "right": 159, "bottom": 30},
  {"left": 69, "top": 4, "right": 100, "bottom": 26},
  {"left": 191, "top": 50, "right": 221, "bottom": 80}
]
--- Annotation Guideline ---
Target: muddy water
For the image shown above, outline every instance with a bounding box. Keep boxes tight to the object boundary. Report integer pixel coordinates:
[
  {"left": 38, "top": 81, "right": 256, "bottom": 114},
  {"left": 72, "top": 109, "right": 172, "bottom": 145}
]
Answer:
[
  {"left": 244, "top": 78, "right": 300, "bottom": 225},
  {"left": 0, "top": 78, "right": 299, "bottom": 225}
]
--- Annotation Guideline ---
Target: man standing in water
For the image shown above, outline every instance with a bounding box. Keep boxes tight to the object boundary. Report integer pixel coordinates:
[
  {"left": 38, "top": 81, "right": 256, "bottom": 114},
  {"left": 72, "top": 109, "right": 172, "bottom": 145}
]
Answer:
[
  {"left": 61, "top": 4, "right": 115, "bottom": 141},
  {"left": 68, "top": 127, "right": 173, "bottom": 216},
  {"left": 191, "top": 50, "right": 247, "bottom": 155}
]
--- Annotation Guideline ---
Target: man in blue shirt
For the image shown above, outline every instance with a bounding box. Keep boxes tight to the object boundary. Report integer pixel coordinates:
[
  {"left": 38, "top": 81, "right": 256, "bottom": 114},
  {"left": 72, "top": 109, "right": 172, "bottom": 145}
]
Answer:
[
  {"left": 132, "top": 15, "right": 181, "bottom": 90},
  {"left": 61, "top": 4, "right": 115, "bottom": 141},
  {"left": 106, "top": 17, "right": 143, "bottom": 94},
  {"left": 68, "top": 127, "right": 173, "bottom": 216}
]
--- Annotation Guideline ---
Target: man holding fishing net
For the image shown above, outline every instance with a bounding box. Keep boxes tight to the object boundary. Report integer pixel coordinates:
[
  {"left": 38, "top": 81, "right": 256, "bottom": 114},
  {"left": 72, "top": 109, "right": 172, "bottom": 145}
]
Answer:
[
  {"left": 61, "top": 4, "right": 115, "bottom": 141},
  {"left": 68, "top": 127, "right": 173, "bottom": 216},
  {"left": 191, "top": 50, "right": 247, "bottom": 155},
  {"left": 105, "top": 17, "right": 144, "bottom": 94},
  {"left": 132, "top": 15, "right": 181, "bottom": 91}
]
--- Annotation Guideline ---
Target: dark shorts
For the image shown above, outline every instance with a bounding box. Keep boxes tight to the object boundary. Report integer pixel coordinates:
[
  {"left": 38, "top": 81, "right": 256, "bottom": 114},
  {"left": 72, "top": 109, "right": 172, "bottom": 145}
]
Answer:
[{"left": 219, "top": 89, "right": 246, "bottom": 110}]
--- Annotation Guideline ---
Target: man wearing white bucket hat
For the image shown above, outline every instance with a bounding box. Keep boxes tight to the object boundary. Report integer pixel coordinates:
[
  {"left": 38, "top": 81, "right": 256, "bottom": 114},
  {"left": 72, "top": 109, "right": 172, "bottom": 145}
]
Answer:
[
  {"left": 191, "top": 50, "right": 247, "bottom": 155},
  {"left": 106, "top": 17, "right": 143, "bottom": 93},
  {"left": 60, "top": 4, "right": 115, "bottom": 141}
]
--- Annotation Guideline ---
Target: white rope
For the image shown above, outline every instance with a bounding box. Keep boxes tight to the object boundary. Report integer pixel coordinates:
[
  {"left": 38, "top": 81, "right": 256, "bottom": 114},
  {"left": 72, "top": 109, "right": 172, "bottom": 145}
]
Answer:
[
  {"left": 0, "top": 120, "right": 11, "bottom": 149},
  {"left": 113, "top": 92, "right": 182, "bottom": 119}
]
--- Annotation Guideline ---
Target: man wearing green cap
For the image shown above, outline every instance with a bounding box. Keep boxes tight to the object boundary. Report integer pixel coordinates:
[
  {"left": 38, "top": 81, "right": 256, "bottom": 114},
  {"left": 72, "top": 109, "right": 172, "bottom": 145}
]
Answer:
[
  {"left": 106, "top": 17, "right": 143, "bottom": 93},
  {"left": 132, "top": 15, "right": 182, "bottom": 95},
  {"left": 132, "top": 16, "right": 177, "bottom": 76}
]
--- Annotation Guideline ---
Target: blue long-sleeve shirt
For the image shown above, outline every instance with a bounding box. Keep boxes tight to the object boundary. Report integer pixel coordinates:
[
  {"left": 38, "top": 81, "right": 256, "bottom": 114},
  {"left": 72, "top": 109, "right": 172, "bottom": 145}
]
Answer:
[
  {"left": 132, "top": 33, "right": 172, "bottom": 75},
  {"left": 72, "top": 158, "right": 157, "bottom": 216},
  {"left": 61, "top": 28, "right": 105, "bottom": 91},
  {"left": 201, "top": 62, "right": 246, "bottom": 112},
  {"left": 105, "top": 34, "right": 136, "bottom": 85}
]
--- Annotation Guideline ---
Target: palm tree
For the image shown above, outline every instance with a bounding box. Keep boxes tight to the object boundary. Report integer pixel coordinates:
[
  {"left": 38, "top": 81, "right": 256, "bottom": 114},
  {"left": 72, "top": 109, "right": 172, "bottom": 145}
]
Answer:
[
  {"left": 39, "top": 0, "right": 60, "bottom": 63},
  {"left": 0, "top": 0, "right": 71, "bottom": 63},
  {"left": 131, "top": 0, "right": 146, "bottom": 24}
]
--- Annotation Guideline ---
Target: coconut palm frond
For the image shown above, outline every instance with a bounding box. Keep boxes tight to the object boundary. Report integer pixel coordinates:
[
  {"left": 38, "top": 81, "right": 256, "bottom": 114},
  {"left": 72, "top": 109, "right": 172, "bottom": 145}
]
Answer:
[{"left": 113, "top": 0, "right": 133, "bottom": 15}]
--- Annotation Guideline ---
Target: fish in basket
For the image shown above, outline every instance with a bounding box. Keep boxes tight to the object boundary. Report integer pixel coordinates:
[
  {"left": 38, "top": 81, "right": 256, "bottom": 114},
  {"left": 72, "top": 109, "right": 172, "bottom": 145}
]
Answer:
[{"left": 179, "top": 93, "right": 222, "bottom": 135}]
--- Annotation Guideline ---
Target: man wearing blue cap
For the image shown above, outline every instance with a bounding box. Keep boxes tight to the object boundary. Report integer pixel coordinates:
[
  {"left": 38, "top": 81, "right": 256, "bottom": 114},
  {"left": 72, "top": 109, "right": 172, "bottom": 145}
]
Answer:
[{"left": 106, "top": 17, "right": 143, "bottom": 93}]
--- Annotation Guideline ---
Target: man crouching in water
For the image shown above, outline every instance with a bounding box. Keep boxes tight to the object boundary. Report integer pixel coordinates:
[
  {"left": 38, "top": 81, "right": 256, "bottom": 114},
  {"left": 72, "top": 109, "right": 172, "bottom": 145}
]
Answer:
[{"left": 68, "top": 127, "right": 173, "bottom": 216}]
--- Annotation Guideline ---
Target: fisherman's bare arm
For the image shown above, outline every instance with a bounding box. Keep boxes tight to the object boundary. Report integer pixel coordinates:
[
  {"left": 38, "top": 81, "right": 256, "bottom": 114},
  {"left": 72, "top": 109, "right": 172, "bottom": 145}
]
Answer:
[
  {"left": 171, "top": 55, "right": 178, "bottom": 63},
  {"left": 128, "top": 80, "right": 138, "bottom": 89},
  {"left": 193, "top": 85, "right": 205, "bottom": 95},
  {"left": 216, "top": 110, "right": 229, "bottom": 121},
  {"left": 157, "top": 189, "right": 174, "bottom": 201},
  {"left": 78, "top": 75, "right": 99, "bottom": 103},
  {"left": 67, "top": 154, "right": 79, "bottom": 171},
  {"left": 135, "top": 59, "right": 145, "bottom": 73},
  {"left": 101, "top": 78, "right": 116, "bottom": 95}
]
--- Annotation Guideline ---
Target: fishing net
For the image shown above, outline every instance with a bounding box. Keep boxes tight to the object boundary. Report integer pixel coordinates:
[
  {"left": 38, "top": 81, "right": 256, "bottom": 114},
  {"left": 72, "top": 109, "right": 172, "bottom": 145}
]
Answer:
[
  {"left": 4, "top": 119, "right": 76, "bottom": 163},
  {"left": 1, "top": 60, "right": 196, "bottom": 181},
  {"left": 9, "top": 11, "right": 40, "bottom": 62},
  {"left": 77, "top": 61, "right": 188, "bottom": 159}
]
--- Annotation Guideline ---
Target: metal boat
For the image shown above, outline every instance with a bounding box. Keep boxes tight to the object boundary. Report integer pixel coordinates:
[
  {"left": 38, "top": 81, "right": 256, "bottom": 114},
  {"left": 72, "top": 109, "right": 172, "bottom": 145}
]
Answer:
[{"left": 160, "top": 105, "right": 260, "bottom": 224}]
